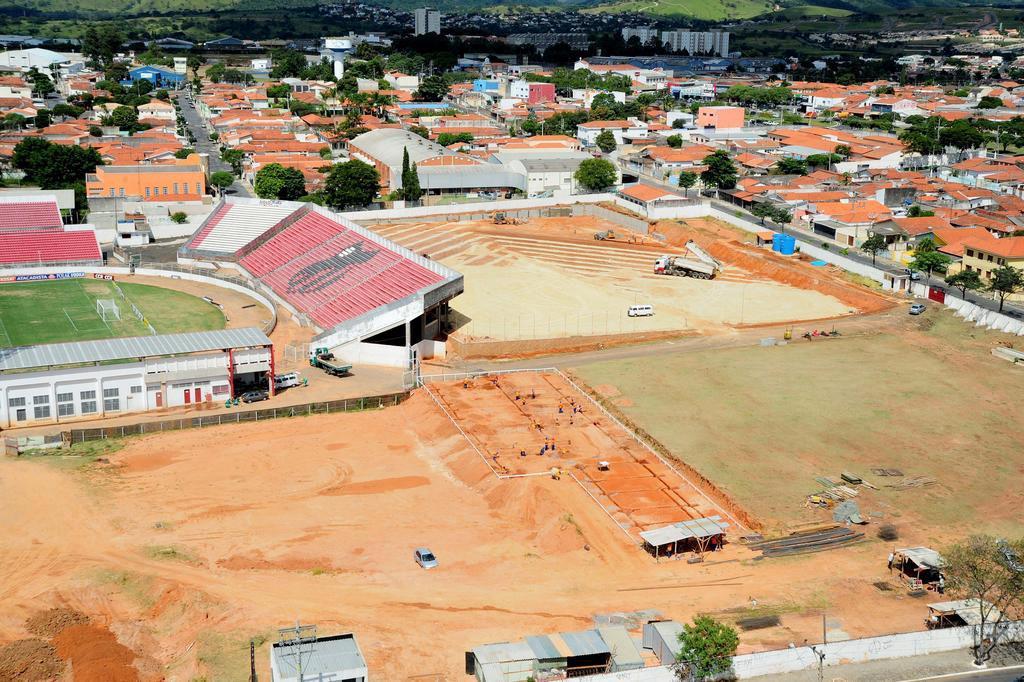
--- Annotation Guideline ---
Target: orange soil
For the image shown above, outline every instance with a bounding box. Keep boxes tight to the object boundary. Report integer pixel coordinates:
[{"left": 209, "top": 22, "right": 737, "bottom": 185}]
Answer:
[{"left": 0, "top": 386, "right": 936, "bottom": 680}]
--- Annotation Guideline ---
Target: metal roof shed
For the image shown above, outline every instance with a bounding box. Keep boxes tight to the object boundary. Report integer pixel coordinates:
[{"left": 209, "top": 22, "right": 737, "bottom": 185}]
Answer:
[
  {"left": 468, "top": 641, "right": 535, "bottom": 682},
  {"left": 643, "top": 620, "right": 683, "bottom": 666},
  {"left": 597, "top": 625, "right": 645, "bottom": 672},
  {"left": 894, "top": 546, "right": 945, "bottom": 584},
  {"left": 554, "top": 630, "right": 611, "bottom": 677},
  {"left": 270, "top": 633, "right": 367, "bottom": 682},
  {"left": 927, "top": 599, "right": 1001, "bottom": 628},
  {"left": 640, "top": 516, "right": 729, "bottom": 558}
]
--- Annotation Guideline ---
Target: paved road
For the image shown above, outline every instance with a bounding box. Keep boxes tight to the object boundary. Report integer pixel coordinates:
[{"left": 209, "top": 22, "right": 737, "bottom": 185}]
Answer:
[
  {"left": 910, "top": 668, "right": 1024, "bottom": 681},
  {"left": 176, "top": 89, "right": 252, "bottom": 198}
]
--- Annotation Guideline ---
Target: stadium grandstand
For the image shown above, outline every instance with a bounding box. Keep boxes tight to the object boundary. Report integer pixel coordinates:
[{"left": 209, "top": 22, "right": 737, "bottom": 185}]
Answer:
[
  {"left": 0, "top": 195, "right": 102, "bottom": 268},
  {"left": 0, "top": 195, "right": 63, "bottom": 232},
  {"left": 180, "top": 198, "right": 463, "bottom": 369}
]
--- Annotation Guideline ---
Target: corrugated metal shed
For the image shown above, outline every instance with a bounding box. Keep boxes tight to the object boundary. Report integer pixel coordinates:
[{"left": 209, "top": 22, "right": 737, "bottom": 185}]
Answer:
[
  {"left": 471, "top": 640, "right": 535, "bottom": 665},
  {"left": 640, "top": 516, "right": 729, "bottom": 548},
  {"left": 643, "top": 621, "right": 683, "bottom": 666},
  {"left": 525, "top": 635, "right": 563, "bottom": 661},
  {"left": 597, "top": 625, "right": 644, "bottom": 671},
  {"left": 0, "top": 327, "right": 271, "bottom": 372},
  {"left": 418, "top": 165, "right": 526, "bottom": 191},
  {"left": 928, "top": 599, "right": 1000, "bottom": 626},
  {"left": 557, "top": 630, "right": 610, "bottom": 657},
  {"left": 898, "top": 547, "right": 944, "bottom": 570}
]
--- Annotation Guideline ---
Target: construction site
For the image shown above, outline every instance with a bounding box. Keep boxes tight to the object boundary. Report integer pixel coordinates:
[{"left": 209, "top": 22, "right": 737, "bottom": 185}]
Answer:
[
  {"left": 0, "top": 367, "right": 944, "bottom": 681},
  {"left": 369, "top": 211, "right": 887, "bottom": 352}
]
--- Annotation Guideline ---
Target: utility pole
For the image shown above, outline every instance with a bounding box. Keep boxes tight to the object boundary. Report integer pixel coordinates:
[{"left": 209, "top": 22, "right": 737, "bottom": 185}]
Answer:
[{"left": 250, "top": 639, "right": 257, "bottom": 682}]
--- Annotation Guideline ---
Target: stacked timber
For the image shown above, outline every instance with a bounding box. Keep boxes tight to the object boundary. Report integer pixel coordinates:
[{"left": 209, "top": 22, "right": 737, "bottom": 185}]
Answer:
[{"left": 748, "top": 525, "right": 865, "bottom": 558}]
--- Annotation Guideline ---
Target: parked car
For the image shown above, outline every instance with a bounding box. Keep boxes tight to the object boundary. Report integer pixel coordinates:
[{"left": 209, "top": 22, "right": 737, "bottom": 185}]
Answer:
[
  {"left": 909, "top": 303, "right": 926, "bottom": 315},
  {"left": 414, "top": 547, "right": 438, "bottom": 569},
  {"left": 240, "top": 389, "right": 269, "bottom": 403},
  {"left": 628, "top": 304, "right": 654, "bottom": 317}
]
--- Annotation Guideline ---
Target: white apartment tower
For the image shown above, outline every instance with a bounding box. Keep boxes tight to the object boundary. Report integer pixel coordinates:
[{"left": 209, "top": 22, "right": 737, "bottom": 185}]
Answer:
[
  {"left": 660, "top": 29, "right": 730, "bottom": 57},
  {"left": 414, "top": 8, "right": 442, "bottom": 36}
]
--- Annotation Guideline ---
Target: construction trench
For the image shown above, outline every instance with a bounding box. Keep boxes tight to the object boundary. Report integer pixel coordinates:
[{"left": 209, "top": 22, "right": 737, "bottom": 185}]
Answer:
[{"left": 423, "top": 370, "right": 749, "bottom": 546}]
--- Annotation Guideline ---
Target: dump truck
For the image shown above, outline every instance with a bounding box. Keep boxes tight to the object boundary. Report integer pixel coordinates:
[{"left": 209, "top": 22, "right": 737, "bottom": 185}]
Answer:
[
  {"left": 653, "top": 240, "right": 723, "bottom": 280},
  {"left": 310, "top": 347, "right": 352, "bottom": 376}
]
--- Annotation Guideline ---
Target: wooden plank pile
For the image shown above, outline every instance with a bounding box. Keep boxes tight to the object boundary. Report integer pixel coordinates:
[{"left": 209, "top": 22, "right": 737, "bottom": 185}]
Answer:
[
  {"left": 747, "top": 524, "right": 865, "bottom": 558},
  {"left": 884, "top": 476, "right": 936, "bottom": 490}
]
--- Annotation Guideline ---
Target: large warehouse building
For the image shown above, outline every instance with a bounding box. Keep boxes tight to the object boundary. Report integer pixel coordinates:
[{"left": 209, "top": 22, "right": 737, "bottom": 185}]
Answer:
[
  {"left": 180, "top": 198, "right": 463, "bottom": 368},
  {"left": 0, "top": 328, "right": 273, "bottom": 428}
]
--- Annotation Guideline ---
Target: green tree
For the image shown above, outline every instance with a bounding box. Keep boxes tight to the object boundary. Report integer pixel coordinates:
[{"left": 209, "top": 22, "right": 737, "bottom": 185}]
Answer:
[
  {"left": 169, "top": 211, "right": 188, "bottom": 224},
  {"left": 323, "top": 159, "right": 379, "bottom": 208},
  {"left": 109, "top": 105, "right": 138, "bottom": 131},
  {"left": 51, "top": 103, "right": 83, "bottom": 120},
  {"left": 12, "top": 138, "right": 102, "bottom": 189},
  {"left": 574, "top": 158, "right": 617, "bottom": 191},
  {"left": 254, "top": 163, "right": 307, "bottom": 201},
  {"left": 319, "top": 146, "right": 333, "bottom": 160},
  {"left": 174, "top": 148, "right": 195, "bottom": 159},
  {"left": 976, "top": 95, "right": 1004, "bottom": 109},
  {"left": 945, "top": 269, "right": 983, "bottom": 299},
  {"left": 267, "top": 83, "right": 291, "bottom": 101},
  {"left": 269, "top": 48, "right": 309, "bottom": 79},
  {"left": 26, "top": 68, "right": 55, "bottom": 98},
  {"left": 806, "top": 153, "right": 842, "bottom": 169},
  {"left": 415, "top": 75, "right": 449, "bottom": 102},
  {"left": 943, "top": 535, "right": 1024, "bottom": 664},
  {"left": 988, "top": 265, "right": 1024, "bottom": 312},
  {"left": 677, "top": 170, "right": 698, "bottom": 197},
  {"left": 82, "top": 25, "right": 124, "bottom": 67},
  {"left": 674, "top": 616, "right": 739, "bottom": 681},
  {"left": 209, "top": 171, "right": 235, "bottom": 194},
  {"left": 700, "top": 150, "right": 738, "bottom": 191},
  {"left": 860, "top": 233, "right": 888, "bottom": 265},
  {"left": 595, "top": 130, "right": 617, "bottom": 153},
  {"left": 88, "top": 125, "right": 103, "bottom": 137},
  {"left": 403, "top": 161, "right": 423, "bottom": 202},
  {"left": 775, "top": 157, "right": 807, "bottom": 175},
  {"left": 409, "top": 125, "right": 429, "bottom": 139},
  {"left": 666, "top": 134, "right": 683, "bottom": 148},
  {"left": 436, "top": 132, "right": 474, "bottom": 147},
  {"left": 220, "top": 148, "right": 244, "bottom": 176},
  {"left": 909, "top": 243, "right": 952, "bottom": 282},
  {"left": 751, "top": 202, "right": 775, "bottom": 225},
  {"left": 206, "top": 63, "right": 226, "bottom": 84},
  {"left": 907, "top": 205, "right": 935, "bottom": 218},
  {"left": 34, "top": 110, "right": 51, "bottom": 129},
  {"left": 834, "top": 144, "right": 852, "bottom": 158}
]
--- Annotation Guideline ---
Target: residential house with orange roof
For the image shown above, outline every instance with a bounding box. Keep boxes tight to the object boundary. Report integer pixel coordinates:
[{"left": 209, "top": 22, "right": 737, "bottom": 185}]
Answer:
[
  {"left": 961, "top": 235, "right": 1024, "bottom": 292},
  {"left": 86, "top": 154, "right": 208, "bottom": 202},
  {"left": 809, "top": 199, "right": 892, "bottom": 246}
]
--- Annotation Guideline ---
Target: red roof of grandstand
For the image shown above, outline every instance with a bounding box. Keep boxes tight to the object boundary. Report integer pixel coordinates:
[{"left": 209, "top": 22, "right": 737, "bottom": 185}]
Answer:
[
  {"left": 238, "top": 211, "right": 444, "bottom": 329},
  {"left": 0, "top": 230, "right": 101, "bottom": 265},
  {"left": 0, "top": 198, "right": 63, "bottom": 232}
]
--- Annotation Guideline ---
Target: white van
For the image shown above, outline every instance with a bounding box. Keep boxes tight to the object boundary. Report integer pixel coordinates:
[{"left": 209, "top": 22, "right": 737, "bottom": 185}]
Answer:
[
  {"left": 274, "top": 372, "right": 302, "bottom": 389},
  {"left": 627, "top": 304, "right": 654, "bottom": 317}
]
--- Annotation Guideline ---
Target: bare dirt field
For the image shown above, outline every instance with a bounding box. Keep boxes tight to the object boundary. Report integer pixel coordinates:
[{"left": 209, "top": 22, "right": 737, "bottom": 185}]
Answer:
[
  {"left": 0, "top": 365, "right": 957, "bottom": 681},
  {"left": 573, "top": 309, "right": 1024, "bottom": 541},
  {"left": 372, "top": 216, "right": 862, "bottom": 341}
]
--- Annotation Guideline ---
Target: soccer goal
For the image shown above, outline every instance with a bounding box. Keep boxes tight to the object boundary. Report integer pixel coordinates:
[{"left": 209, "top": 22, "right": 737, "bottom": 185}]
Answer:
[{"left": 96, "top": 299, "right": 121, "bottom": 322}]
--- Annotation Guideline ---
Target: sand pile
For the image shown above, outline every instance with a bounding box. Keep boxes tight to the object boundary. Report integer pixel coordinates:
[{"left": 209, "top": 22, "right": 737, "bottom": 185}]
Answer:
[
  {"left": 0, "top": 638, "right": 64, "bottom": 681},
  {"left": 25, "top": 607, "right": 91, "bottom": 638},
  {"left": 53, "top": 624, "right": 139, "bottom": 682}
]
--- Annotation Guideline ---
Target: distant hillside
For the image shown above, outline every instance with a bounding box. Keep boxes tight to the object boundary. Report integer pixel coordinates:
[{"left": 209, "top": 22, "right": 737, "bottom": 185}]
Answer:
[{"left": 2, "top": 0, "right": 1021, "bottom": 23}]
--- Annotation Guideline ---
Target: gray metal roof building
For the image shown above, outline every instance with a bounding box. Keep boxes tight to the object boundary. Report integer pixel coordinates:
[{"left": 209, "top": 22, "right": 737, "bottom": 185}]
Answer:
[
  {"left": 270, "top": 633, "right": 368, "bottom": 682},
  {"left": 0, "top": 327, "right": 272, "bottom": 372},
  {"left": 349, "top": 128, "right": 452, "bottom": 170}
]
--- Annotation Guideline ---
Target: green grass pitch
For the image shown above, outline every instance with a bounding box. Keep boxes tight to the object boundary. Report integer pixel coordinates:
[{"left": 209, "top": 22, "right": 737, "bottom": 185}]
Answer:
[{"left": 0, "top": 278, "right": 226, "bottom": 347}]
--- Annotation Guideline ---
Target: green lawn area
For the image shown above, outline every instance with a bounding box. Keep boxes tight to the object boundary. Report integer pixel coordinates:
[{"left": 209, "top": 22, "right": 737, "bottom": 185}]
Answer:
[
  {"left": 585, "top": 0, "right": 773, "bottom": 20},
  {"left": 572, "top": 311, "right": 1024, "bottom": 541},
  {"left": 0, "top": 279, "right": 225, "bottom": 347}
]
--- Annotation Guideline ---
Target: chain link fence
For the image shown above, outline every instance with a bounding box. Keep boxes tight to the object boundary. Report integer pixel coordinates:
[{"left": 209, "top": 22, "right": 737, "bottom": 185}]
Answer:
[{"left": 68, "top": 392, "right": 409, "bottom": 443}]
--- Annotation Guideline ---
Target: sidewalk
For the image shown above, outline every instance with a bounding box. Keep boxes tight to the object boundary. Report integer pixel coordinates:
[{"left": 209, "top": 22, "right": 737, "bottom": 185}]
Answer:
[{"left": 750, "top": 649, "right": 1024, "bottom": 682}]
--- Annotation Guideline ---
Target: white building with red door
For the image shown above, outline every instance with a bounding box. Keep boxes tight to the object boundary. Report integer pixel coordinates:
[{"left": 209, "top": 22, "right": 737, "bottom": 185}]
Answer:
[{"left": 0, "top": 327, "right": 273, "bottom": 428}]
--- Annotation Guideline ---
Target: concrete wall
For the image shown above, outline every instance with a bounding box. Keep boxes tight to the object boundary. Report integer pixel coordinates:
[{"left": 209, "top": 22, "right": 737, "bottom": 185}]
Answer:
[
  {"left": 579, "top": 621, "right": 1024, "bottom": 682},
  {"left": 925, "top": 285, "right": 1024, "bottom": 336},
  {"left": 347, "top": 194, "right": 618, "bottom": 225}
]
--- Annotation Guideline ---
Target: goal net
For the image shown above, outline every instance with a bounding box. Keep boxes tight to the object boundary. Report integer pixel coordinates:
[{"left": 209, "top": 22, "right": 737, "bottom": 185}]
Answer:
[{"left": 96, "top": 299, "right": 121, "bottom": 322}]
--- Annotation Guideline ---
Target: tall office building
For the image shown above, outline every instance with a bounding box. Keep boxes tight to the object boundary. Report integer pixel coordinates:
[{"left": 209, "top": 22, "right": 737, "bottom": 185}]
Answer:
[
  {"left": 660, "top": 29, "right": 730, "bottom": 57},
  {"left": 414, "top": 8, "right": 442, "bottom": 36}
]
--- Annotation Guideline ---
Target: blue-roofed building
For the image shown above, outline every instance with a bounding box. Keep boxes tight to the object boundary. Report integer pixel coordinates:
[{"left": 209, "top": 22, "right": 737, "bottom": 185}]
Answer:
[
  {"left": 124, "top": 65, "right": 185, "bottom": 89},
  {"left": 472, "top": 79, "right": 500, "bottom": 93}
]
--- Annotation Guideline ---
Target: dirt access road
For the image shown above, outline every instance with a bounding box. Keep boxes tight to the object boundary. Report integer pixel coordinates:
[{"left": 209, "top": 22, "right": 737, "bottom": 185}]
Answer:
[{"left": 1, "top": 384, "right": 937, "bottom": 680}]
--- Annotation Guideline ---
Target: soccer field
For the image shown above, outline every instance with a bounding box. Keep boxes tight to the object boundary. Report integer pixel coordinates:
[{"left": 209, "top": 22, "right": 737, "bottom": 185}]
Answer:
[{"left": 0, "top": 278, "right": 226, "bottom": 347}]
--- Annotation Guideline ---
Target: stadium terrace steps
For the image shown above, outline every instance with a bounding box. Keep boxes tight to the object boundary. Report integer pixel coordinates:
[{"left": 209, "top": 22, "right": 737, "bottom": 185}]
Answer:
[
  {"left": 189, "top": 202, "right": 298, "bottom": 254},
  {"left": 238, "top": 212, "right": 444, "bottom": 329},
  {"left": 0, "top": 200, "right": 63, "bottom": 232},
  {"left": 0, "top": 230, "right": 102, "bottom": 265}
]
